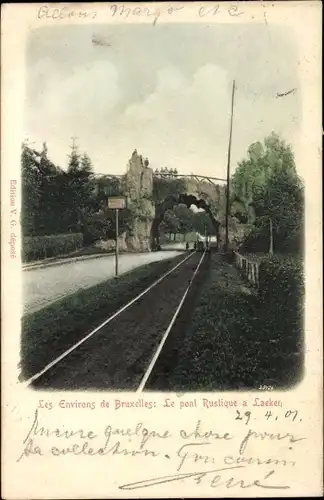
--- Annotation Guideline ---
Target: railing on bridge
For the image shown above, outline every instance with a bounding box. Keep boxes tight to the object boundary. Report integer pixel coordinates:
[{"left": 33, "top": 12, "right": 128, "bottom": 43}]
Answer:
[
  {"left": 233, "top": 251, "right": 260, "bottom": 287},
  {"left": 153, "top": 172, "right": 227, "bottom": 184},
  {"left": 94, "top": 172, "right": 227, "bottom": 184}
]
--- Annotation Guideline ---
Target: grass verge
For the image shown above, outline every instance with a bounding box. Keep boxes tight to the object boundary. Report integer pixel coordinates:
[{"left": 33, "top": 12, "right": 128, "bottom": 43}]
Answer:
[
  {"left": 66, "top": 245, "right": 114, "bottom": 257},
  {"left": 23, "top": 244, "right": 114, "bottom": 266},
  {"left": 20, "top": 253, "right": 187, "bottom": 380},
  {"left": 165, "top": 253, "right": 304, "bottom": 391}
]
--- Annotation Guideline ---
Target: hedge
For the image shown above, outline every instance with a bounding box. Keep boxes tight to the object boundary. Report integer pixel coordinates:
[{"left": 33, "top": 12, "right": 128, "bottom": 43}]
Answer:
[
  {"left": 238, "top": 224, "right": 304, "bottom": 255},
  {"left": 258, "top": 255, "right": 304, "bottom": 304},
  {"left": 257, "top": 255, "right": 304, "bottom": 348},
  {"left": 256, "top": 255, "right": 305, "bottom": 383},
  {"left": 23, "top": 233, "right": 83, "bottom": 262}
]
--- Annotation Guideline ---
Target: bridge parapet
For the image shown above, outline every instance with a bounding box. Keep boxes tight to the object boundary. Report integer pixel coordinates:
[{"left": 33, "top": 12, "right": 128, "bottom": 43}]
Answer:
[{"left": 92, "top": 151, "right": 229, "bottom": 252}]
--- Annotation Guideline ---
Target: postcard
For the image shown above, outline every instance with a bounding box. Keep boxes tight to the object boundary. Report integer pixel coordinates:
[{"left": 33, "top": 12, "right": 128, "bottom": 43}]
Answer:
[{"left": 1, "top": 1, "right": 323, "bottom": 498}]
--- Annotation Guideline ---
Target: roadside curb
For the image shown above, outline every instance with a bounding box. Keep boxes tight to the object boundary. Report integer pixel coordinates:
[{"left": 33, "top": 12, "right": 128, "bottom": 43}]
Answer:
[
  {"left": 22, "top": 253, "right": 114, "bottom": 272},
  {"left": 22, "top": 248, "right": 186, "bottom": 272}
]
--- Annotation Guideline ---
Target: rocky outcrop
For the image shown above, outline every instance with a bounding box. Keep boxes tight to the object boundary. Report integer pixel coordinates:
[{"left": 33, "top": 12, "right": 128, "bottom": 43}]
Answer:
[
  {"left": 122, "top": 150, "right": 153, "bottom": 199},
  {"left": 95, "top": 233, "right": 128, "bottom": 252},
  {"left": 126, "top": 219, "right": 153, "bottom": 252},
  {"left": 96, "top": 150, "right": 155, "bottom": 252},
  {"left": 95, "top": 150, "right": 239, "bottom": 252},
  {"left": 183, "top": 177, "right": 225, "bottom": 209},
  {"left": 122, "top": 150, "right": 155, "bottom": 252}
]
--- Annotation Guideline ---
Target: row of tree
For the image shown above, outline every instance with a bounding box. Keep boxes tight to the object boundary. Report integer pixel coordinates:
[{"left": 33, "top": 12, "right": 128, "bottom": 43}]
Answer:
[
  {"left": 160, "top": 205, "right": 217, "bottom": 240},
  {"left": 22, "top": 132, "right": 303, "bottom": 255},
  {"left": 22, "top": 140, "right": 134, "bottom": 242},
  {"left": 21, "top": 140, "right": 98, "bottom": 237},
  {"left": 230, "top": 132, "right": 304, "bottom": 254},
  {"left": 22, "top": 141, "right": 214, "bottom": 244}
]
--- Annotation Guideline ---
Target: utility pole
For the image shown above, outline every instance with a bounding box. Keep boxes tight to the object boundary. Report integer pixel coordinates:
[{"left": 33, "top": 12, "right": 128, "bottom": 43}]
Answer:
[
  {"left": 269, "top": 217, "right": 274, "bottom": 256},
  {"left": 268, "top": 183, "right": 273, "bottom": 256},
  {"left": 107, "top": 196, "right": 126, "bottom": 278},
  {"left": 225, "top": 80, "right": 236, "bottom": 252},
  {"left": 115, "top": 208, "right": 119, "bottom": 277}
]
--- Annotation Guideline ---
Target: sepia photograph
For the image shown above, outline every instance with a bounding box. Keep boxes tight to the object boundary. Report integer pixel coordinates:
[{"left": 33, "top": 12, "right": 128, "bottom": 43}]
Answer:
[{"left": 20, "top": 18, "right": 304, "bottom": 392}]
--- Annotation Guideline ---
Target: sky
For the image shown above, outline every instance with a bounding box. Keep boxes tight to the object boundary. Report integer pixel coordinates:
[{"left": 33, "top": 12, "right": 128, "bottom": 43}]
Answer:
[{"left": 25, "top": 22, "right": 300, "bottom": 177}]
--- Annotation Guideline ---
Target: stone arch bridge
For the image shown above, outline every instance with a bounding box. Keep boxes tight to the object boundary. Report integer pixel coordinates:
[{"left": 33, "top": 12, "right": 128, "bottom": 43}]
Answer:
[{"left": 94, "top": 150, "right": 239, "bottom": 252}]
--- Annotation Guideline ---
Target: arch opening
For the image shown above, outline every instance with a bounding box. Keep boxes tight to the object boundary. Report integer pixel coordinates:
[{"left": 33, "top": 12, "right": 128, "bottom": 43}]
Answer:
[{"left": 150, "top": 193, "right": 221, "bottom": 250}]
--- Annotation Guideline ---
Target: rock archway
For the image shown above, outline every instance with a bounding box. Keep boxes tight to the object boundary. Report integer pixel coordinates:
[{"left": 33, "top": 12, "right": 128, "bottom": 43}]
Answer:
[
  {"left": 95, "top": 150, "right": 231, "bottom": 252},
  {"left": 150, "top": 193, "right": 221, "bottom": 250}
]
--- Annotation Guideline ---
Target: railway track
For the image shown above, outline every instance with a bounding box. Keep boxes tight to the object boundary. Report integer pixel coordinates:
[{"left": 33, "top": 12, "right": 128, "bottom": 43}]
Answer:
[{"left": 25, "top": 250, "right": 207, "bottom": 391}]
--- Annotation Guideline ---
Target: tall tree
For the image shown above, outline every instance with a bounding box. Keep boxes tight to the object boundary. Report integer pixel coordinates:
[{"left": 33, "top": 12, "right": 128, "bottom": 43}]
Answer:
[
  {"left": 193, "top": 211, "right": 217, "bottom": 236},
  {"left": 160, "top": 209, "right": 181, "bottom": 240},
  {"left": 36, "top": 142, "right": 64, "bottom": 235},
  {"left": 21, "top": 141, "right": 41, "bottom": 236},
  {"left": 65, "top": 141, "right": 95, "bottom": 231},
  {"left": 231, "top": 132, "right": 303, "bottom": 254},
  {"left": 173, "top": 204, "right": 194, "bottom": 235}
]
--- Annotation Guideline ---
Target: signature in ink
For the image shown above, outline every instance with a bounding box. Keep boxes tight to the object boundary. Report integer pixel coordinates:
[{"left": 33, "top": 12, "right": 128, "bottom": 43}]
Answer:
[
  {"left": 119, "top": 466, "right": 290, "bottom": 490},
  {"left": 276, "top": 88, "right": 297, "bottom": 98}
]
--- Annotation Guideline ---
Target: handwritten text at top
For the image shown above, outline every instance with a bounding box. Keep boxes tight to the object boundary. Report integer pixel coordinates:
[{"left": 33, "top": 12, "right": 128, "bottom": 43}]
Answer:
[{"left": 37, "top": 3, "right": 244, "bottom": 25}]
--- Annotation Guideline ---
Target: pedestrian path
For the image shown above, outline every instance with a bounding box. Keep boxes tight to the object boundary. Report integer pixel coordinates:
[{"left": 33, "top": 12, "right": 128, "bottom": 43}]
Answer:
[{"left": 23, "top": 250, "right": 184, "bottom": 315}]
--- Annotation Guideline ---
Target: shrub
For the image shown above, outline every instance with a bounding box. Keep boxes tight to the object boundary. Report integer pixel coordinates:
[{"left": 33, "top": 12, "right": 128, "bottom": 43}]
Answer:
[
  {"left": 23, "top": 233, "right": 83, "bottom": 262},
  {"left": 239, "top": 226, "right": 270, "bottom": 254},
  {"left": 238, "top": 223, "right": 304, "bottom": 255},
  {"left": 258, "top": 255, "right": 304, "bottom": 305},
  {"left": 256, "top": 255, "right": 305, "bottom": 385},
  {"left": 258, "top": 255, "right": 304, "bottom": 348}
]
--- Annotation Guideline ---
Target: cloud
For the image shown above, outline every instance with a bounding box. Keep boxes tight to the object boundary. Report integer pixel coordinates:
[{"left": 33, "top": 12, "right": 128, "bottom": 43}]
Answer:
[
  {"left": 25, "top": 58, "right": 300, "bottom": 176},
  {"left": 53, "top": 62, "right": 120, "bottom": 122},
  {"left": 104, "top": 61, "right": 300, "bottom": 176},
  {"left": 25, "top": 60, "right": 121, "bottom": 166},
  {"left": 106, "top": 64, "right": 232, "bottom": 176}
]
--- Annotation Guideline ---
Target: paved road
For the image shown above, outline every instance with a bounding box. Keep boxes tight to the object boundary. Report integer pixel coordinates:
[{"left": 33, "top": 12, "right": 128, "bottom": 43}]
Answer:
[
  {"left": 31, "top": 254, "right": 203, "bottom": 391},
  {"left": 23, "top": 250, "right": 184, "bottom": 314}
]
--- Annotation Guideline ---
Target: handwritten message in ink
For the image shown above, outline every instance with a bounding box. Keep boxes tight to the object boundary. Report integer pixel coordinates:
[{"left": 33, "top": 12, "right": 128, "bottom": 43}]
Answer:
[
  {"left": 36, "top": 3, "right": 245, "bottom": 25},
  {"left": 17, "top": 405, "right": 306, "bottom": 492}
]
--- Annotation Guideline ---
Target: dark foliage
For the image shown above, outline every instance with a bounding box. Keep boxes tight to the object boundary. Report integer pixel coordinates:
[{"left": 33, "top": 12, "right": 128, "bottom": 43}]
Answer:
[{"left": 231, "top": 132, "right": 304, "bottom": 255}]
